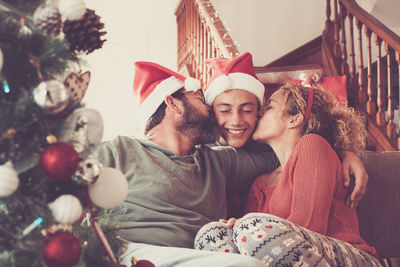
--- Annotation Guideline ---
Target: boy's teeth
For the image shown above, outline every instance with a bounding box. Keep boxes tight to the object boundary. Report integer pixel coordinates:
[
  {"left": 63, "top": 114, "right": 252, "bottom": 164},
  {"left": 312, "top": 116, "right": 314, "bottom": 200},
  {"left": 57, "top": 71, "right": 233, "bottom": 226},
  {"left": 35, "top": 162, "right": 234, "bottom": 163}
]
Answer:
[{"left": 228, "top": 129, "right": 244, "bottom": 134}]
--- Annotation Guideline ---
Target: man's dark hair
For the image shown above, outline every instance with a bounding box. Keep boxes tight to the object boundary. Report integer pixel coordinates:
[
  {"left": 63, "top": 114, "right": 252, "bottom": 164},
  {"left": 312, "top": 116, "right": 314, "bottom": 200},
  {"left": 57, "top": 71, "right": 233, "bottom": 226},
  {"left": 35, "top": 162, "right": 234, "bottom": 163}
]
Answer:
[{"left": 144, "top": 88, "right": 186, "bottom": 134}]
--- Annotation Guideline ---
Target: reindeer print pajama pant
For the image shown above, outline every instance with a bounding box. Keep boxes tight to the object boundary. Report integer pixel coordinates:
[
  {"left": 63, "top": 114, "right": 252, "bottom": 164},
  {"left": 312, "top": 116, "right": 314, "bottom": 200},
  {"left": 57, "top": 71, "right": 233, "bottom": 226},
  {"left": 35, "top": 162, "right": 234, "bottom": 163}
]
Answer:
[{"left": 194, "top": 213, "right": 382, "bottom": 266}]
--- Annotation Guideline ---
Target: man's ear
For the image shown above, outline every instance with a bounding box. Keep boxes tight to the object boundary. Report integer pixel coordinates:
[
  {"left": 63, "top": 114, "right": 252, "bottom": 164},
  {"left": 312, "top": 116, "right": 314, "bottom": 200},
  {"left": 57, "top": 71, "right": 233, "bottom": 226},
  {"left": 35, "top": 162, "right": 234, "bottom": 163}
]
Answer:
[
  {"left": 287, "top": 113, "right": 304, "bottom": 129},
  {"left": 165, "top": 95, "right": 183, "bottom": 115}
]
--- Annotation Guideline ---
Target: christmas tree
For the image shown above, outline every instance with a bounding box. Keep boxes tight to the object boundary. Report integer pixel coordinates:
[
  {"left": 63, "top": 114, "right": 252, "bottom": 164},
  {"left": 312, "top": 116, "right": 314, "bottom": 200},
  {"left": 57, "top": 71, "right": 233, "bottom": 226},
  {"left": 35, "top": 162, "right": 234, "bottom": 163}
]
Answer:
[{"left": 0, "top": 0, "right": 140, "bottom": 266}]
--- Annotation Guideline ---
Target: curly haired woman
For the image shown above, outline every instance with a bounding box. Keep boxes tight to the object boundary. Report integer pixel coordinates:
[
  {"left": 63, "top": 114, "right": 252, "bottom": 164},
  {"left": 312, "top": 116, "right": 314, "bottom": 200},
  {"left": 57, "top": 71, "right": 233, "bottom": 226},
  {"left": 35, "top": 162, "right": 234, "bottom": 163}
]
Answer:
[{"left": 195, "top": 81, "right": 381, "bottom": 266}]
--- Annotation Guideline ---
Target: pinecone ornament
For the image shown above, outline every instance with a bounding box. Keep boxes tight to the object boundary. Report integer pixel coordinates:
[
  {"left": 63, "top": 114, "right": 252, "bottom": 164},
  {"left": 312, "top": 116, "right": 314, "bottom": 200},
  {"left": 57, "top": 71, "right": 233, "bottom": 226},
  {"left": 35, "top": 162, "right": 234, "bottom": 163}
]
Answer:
[
  {"left": 33, "top": 5, "right": 63, "bottom": 36},
  {"left": 63, "top": 9, "right": 107, "bottom": 54}
]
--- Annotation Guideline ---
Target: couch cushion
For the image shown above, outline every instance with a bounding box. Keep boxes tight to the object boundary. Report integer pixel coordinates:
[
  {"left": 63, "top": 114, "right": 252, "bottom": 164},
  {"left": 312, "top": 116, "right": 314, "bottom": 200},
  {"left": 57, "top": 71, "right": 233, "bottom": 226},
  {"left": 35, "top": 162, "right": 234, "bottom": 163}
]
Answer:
[{"left": 357, "top": 151, "right": 400, "bottom": 258}]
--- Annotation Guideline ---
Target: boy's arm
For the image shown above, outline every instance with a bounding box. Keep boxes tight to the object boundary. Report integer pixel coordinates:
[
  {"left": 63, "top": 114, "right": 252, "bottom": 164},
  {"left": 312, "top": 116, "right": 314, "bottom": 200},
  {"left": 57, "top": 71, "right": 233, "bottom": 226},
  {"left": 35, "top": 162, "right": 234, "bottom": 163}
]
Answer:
[{"left": 213, "top": 142, "right": 280, "bottom": 191}]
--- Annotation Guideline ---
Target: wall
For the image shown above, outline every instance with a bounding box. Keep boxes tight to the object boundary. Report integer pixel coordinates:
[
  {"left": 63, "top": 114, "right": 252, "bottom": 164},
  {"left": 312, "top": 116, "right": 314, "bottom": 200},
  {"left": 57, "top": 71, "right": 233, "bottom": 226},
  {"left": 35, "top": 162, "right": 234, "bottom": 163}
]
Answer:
[
  {"left": 358, "top": 0, "right": 400, "bottom": 35},
  {"left": 83, "top": 0, "right": 179, "bottom": 140},
  {"left": 210, "top": 0, "right": 326, "bottom": 66}
]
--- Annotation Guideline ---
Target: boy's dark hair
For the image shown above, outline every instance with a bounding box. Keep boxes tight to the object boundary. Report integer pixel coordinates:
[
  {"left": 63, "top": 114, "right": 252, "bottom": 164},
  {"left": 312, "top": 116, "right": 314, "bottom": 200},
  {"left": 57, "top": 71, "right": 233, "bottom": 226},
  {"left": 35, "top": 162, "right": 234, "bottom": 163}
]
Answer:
[{"left": 144, "top": 88, "right": 186, "bottom": 134}]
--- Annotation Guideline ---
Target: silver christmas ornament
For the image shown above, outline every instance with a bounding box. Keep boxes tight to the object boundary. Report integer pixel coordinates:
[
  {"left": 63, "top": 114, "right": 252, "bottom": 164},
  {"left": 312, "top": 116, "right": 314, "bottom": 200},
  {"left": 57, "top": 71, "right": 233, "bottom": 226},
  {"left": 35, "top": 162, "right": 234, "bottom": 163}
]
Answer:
[
  {"left": 70, "top": 115, "right": 89, "bottom": 153},
  {"left": 48, "top": 194, "right": 83, "bottom": 224},
  {"left": 57, "top": 108, "right": 103, "bottom": 157},
  {"left": 58, "top": 0, "right": 86, "bottom": 21},
  {"left": 0, "top": 161, "right": 19, "bottom": 197},
  {"left": 33, "top": 80, "right": 70, "bottom": 114},
  {"left": 33, "top": 4, "right": 62, "bottom": 36},
  {"left": 73, "top": 157, "right": 102, "bottom": 185}
]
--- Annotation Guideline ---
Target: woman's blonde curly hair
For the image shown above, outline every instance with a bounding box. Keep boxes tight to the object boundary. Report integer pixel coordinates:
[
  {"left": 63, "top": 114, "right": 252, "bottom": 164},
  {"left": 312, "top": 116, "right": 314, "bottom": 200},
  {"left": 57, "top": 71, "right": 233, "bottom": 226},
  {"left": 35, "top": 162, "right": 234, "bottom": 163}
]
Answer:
[{"left": 279, "top": 81, "right": 367, "bottom": 153}]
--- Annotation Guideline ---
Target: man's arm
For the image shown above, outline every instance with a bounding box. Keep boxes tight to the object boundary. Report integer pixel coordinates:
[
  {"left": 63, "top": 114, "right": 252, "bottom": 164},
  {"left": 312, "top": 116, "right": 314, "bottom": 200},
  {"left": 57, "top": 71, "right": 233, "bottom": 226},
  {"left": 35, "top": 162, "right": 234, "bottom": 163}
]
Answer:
[{"left": 339, "top": 151, "right": 368, "bottom": 208}]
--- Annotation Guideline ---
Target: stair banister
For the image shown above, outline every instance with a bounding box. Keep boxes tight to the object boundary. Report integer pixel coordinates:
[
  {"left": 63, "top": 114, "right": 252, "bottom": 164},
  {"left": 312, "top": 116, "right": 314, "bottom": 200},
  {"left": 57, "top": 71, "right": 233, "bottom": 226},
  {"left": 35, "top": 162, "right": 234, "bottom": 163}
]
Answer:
[
  {"left": 175, "top": 0, "right": 239, "bottom": 87},
  {"left": 325, "top": 0, "right": 400, "bottom": 151}
]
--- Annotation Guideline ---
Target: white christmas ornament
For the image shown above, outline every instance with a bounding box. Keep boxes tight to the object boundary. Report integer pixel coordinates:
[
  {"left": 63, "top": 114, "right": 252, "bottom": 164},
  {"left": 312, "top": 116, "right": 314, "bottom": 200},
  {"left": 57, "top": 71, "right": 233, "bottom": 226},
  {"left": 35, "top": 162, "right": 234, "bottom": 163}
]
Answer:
[
  {"left": 49, "top": 194, "right": 83, "bottom": 224},
  {"left": 57, "top": 107, "right": 103, "bottom": 157},
  {"left": 0, "top": 47, "right": 3, "bottom": 71},
  {"left": 33, "top": 4, "right": 62, "bottom": 36},
  {"left": 58, "top": 0, "right": 86, "bottom": 21},
  {"left": 33, "top": 80, "right": 70, "bottom": 114},
  {"left": 88, "top": 167, "right": 128, "bottom": 209},
  {"left": 0, "top": 161, "right": 19, "bottom": 197}
]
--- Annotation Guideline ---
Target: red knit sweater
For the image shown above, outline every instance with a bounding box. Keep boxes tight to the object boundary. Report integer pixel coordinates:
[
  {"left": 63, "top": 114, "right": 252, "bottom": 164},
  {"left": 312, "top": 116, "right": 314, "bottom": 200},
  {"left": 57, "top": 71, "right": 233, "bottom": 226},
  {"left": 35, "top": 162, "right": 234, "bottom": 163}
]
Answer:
[{"left": 244, "top": 134, "right": 377, "bottom": 257}]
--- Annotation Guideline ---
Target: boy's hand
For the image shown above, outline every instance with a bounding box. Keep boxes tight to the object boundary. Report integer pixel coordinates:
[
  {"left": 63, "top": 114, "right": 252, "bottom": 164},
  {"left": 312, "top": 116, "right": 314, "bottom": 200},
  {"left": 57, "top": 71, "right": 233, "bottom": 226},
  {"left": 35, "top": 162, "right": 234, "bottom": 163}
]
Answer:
[{"left": 219, "top": 217, "right": 239, "bottom": 227}]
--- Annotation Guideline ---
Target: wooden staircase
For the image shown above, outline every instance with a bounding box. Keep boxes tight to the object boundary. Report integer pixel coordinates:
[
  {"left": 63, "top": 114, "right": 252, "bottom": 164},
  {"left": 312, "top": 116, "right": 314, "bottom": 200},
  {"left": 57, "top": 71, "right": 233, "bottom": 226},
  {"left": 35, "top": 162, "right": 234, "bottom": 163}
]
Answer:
[
  {"left": 322, "top": 0, "right": 400, "bottom": 151},
  {"left": 175, "top": 0, "right": 400, "bottom": 152}
]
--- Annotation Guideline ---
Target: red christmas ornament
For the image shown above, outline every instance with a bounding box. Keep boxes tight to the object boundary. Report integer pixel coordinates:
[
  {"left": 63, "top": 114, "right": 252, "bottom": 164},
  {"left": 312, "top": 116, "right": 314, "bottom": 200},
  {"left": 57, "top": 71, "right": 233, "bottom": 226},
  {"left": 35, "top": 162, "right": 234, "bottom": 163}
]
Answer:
[
  {"left": 42, "top": 231, "right": 82, "bottom": 267},
  {"left": 131, "top": 256, "right": 155, "bottom": 267},
  {"left": 135, "top": 260, "right": 155, "bottom": 267},
  {"left": 40, "top": 142, "right": 79, "bottom": 181}
]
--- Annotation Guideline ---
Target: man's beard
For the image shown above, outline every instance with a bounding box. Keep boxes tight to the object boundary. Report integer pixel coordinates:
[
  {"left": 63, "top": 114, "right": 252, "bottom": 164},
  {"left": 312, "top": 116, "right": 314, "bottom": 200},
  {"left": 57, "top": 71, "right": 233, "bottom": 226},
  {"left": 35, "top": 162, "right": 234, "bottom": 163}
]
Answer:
[{"left": 177, "top": 99, "right": 218, "bottom": 145}]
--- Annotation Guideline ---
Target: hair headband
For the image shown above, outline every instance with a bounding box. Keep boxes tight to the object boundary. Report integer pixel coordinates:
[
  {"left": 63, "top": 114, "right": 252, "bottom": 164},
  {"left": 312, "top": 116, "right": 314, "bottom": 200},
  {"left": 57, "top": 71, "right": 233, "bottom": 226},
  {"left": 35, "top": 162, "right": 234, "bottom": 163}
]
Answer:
[{"left": 304, "top": 87, "right": 313, "bottom": 124}]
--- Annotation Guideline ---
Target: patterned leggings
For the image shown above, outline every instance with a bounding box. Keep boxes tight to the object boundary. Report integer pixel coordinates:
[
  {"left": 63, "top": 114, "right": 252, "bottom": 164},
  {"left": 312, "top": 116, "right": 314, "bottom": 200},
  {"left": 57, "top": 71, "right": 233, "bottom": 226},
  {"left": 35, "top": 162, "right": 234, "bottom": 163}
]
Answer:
[{"left": 195, "top": 213, "right": 382, "bottom": 266}]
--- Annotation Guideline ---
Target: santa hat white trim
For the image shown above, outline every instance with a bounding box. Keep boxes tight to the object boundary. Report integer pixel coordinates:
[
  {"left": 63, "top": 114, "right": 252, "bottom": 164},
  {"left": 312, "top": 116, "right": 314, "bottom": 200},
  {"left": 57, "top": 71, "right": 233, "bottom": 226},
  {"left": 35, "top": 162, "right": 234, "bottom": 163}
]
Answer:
[
  {"left": 204, "top": 72, "right": 265, "bottom": 105},
  {"left": 140, "top": 76, "right": 201, "bottom": 121},
  {"left": 184, "top": 77, "right": 201, "bottom": 92}
]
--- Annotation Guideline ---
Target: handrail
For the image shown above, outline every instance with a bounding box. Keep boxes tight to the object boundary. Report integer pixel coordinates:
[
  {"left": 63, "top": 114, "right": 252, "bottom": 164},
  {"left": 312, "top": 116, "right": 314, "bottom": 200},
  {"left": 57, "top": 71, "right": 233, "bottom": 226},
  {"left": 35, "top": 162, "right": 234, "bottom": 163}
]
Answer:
[{"left": 340, "top": 0, "right": 400, "bottom": 52}]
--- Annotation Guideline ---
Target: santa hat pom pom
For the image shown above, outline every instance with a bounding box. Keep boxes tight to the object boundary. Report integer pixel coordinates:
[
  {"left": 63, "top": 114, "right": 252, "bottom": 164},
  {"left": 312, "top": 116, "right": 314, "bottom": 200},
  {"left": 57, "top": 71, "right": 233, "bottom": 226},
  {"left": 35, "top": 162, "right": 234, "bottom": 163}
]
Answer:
[{"left": 184, "top": 77, "right": 201, "bottom": 92}]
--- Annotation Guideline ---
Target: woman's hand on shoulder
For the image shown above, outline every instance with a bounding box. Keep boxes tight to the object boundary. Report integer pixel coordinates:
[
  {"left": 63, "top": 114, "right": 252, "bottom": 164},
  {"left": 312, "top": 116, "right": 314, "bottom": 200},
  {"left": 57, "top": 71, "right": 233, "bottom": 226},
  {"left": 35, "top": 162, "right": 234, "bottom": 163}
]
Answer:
[{"left": 340, "top": 151, "right": 368, "bottom": 208}]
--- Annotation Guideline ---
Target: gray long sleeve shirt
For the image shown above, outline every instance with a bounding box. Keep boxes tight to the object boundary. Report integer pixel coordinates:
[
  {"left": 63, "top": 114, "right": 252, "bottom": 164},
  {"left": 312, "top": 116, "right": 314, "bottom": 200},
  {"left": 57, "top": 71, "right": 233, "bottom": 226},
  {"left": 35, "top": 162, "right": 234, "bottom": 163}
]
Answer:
[{"left": 93, "top": 136, "right": 279, "bottom": 248}]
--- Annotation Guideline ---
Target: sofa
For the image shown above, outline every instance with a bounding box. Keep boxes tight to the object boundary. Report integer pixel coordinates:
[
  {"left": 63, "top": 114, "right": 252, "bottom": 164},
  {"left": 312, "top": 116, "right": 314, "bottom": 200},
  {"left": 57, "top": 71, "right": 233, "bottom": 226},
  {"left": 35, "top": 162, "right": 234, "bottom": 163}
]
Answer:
[{"left": 357, "top": 151, "right": 400, "bottom": 266}]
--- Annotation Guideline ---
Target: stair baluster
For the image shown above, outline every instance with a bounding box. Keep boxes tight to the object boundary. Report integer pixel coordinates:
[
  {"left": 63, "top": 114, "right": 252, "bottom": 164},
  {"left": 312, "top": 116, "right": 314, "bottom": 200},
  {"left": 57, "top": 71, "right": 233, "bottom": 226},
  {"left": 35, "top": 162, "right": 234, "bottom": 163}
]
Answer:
[
  {"left": 374, "top": 35, "right": 386, "bottom": 126},
  {"left": 348, "top": 13, "right": 356, "bottom": 88},
  {"left": 397, "top": 51, "right": 400, "bottom": 149},
  {"left": 333, "top": 0, "right": 341, "bottom": 63},
  {"left": 365, "top": 28, "right": 376, "bottom": 115},
  {"left": 339, "top": 3, "right": 349, "bottom": 75},
  {"left": 385, "top": 44, "right": 396, "bottom": 139},
  {"left": 356, "top": 19, "right": 367, "bottom": 104},
  {"left": 325, "top": 0, "right": 331, "bottom": 31}
]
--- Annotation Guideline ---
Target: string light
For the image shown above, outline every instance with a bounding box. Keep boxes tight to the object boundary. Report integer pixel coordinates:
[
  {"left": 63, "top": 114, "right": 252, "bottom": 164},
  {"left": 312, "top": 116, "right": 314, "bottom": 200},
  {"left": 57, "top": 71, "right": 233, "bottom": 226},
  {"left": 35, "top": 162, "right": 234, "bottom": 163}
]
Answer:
[
  {"left": 18, "top": 17, "right": 32, "bottom": 36},
  {"left": 22, "top": 217, "right": 44, "bottom": 236},
  {"left": 196, "top": 0, "right": 241, "bottom": 53},
  {"left": 3, "top": 82, "right": 10, "bottom": 93}
]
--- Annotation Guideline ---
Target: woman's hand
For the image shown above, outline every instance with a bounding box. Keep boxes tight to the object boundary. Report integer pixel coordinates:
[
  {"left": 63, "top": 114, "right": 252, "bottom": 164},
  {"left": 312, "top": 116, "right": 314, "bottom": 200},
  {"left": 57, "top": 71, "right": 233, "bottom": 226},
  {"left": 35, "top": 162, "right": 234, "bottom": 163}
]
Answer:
[
  {"left": 219, "top": 218, "right": 239, "bottom": 227},
  {"left": 340, "top": 151, "right": 368, "bottom": 208}
]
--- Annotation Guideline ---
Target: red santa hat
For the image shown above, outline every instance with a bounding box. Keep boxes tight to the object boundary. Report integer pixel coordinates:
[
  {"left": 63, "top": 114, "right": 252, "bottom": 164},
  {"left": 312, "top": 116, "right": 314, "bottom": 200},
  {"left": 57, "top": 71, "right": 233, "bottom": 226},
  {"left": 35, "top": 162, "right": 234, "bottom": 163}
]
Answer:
[
  {"left": 133, "top": 61, "right": 201, "bottom": 122},
  {"left": 204, "top": 52, "right": 265, "bottom": 105}
]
